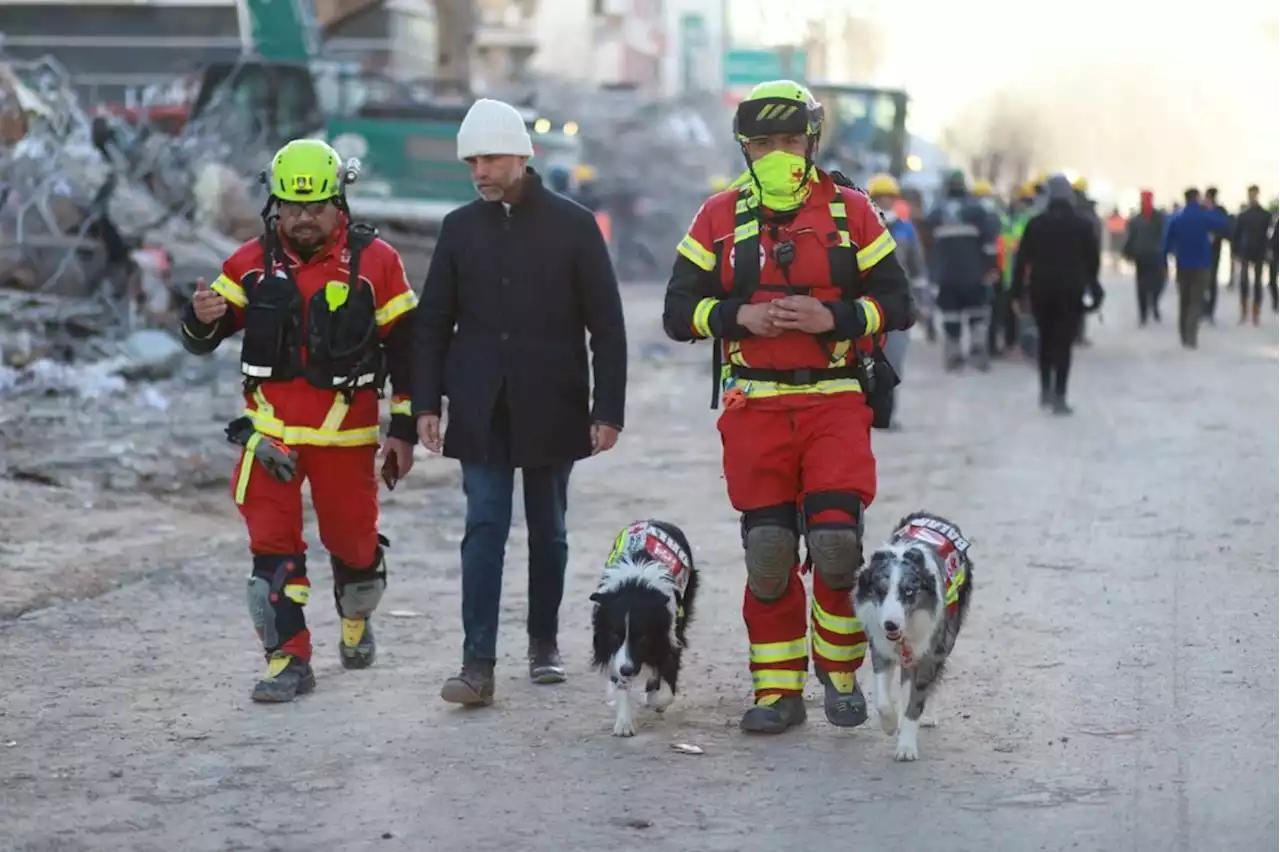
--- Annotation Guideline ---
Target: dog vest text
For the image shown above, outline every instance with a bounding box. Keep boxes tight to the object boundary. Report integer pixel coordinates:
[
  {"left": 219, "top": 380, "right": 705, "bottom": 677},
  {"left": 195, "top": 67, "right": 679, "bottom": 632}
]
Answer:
[
  {"left": 896, "top": 518, "right": 968, "bottom": 612},
  {"left": 607, "top": 521, "right": 693, "bottom": 598}
]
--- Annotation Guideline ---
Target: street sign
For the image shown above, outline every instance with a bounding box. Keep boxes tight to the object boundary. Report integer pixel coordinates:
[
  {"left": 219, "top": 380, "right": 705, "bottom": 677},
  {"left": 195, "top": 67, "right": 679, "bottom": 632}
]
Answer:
[
  {"left": 723, "top": 47, "right": 808, "bottom": 88},
  {"left": 679, "top": 13, "right": 708, "bottom": 93}
]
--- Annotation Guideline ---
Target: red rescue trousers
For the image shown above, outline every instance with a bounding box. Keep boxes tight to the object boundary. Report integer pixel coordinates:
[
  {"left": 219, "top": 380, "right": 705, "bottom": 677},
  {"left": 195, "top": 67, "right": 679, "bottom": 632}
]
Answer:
[
  {"left": 231, "top": 444, "right": 380, "bottom": 569},
  {"left": 718, "top": 394, "right": 876, "bottom": 701}
]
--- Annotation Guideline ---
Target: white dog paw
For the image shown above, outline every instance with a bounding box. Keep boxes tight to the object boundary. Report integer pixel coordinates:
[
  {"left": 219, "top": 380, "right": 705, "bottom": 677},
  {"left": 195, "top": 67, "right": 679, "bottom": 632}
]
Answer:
[
  {"left": 612, "top": 720, "right": 636, "bottom": 737},
  {"left": 893, "top": 736, "right": 919, "bottom": 762},
  {"left": 645, "top": 683, "right": 675, "bottom": 713},
  {"left": 876, "top": 703, "right": 899, "bottom": 735}
]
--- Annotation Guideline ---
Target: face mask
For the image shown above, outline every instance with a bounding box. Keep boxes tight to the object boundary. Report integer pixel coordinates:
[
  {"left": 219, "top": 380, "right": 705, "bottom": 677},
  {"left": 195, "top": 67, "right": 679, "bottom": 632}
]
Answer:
[{"left": 749, "top": 150, "right": 812, "bottom": 210}]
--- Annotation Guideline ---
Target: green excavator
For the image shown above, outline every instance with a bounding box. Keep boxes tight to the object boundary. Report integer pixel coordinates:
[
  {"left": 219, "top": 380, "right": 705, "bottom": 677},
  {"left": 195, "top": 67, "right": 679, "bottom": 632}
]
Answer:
[{"left": 186, "top": 0, "right": 583, "bottom": 227}]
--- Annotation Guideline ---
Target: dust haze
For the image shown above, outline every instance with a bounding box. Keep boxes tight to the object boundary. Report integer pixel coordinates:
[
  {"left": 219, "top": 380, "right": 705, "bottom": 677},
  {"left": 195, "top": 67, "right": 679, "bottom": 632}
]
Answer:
[{"left": 879, "top": 3, "right": 1279, "bottom": 205}]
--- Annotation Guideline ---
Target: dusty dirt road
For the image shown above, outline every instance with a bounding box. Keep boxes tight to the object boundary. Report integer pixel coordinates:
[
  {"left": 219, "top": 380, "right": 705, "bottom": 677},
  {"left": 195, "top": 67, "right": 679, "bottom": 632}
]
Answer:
[{"left": 1, "top": 278, "right": 1277, "bottom": 852}]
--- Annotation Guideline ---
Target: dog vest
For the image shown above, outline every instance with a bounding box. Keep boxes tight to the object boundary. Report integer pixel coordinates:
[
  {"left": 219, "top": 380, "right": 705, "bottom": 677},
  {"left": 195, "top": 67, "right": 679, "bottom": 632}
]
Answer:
[
  {"left": 895, "top": 517, "right": 968, "bottom": 614},
  {"left": 605, "top": 521, "right": 693, "bottom": 599}
]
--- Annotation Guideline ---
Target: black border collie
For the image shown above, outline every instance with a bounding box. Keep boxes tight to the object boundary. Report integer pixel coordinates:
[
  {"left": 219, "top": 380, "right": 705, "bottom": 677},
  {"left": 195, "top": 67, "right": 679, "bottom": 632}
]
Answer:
[
  {"left": 854, "top": 511, "right": 974, "bottom": 761},
  {"left": 590, "top": 520, "right": 699, "bottom": 737}
]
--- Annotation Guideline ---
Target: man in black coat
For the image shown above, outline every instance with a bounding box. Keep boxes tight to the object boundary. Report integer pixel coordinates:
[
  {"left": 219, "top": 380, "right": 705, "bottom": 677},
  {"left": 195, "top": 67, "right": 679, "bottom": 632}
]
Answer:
[
  {"left": 1011, "top": 174, "right": 1100, "bottom": 416},
  {"left": 413, "top": 98, "right": 628, "bottom": 706},
  {"left": 1232, "top": 184, "right": 1274, "bottom": 323}
]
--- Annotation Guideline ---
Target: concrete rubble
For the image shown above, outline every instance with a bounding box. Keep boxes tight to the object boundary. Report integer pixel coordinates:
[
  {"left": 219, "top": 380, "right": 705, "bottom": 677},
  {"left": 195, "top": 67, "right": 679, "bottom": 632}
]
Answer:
[
  {"left": 0, "top": 55, "right": 262, "bottom": 384},
  {"left": 0, "top": 56, "right": 272, "bottom": 493}
]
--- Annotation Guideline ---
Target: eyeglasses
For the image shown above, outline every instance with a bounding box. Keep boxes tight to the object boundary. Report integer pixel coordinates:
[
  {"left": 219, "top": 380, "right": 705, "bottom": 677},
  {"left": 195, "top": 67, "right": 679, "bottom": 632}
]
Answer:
[{"left": 278, "top": 200, "right": 333, "bottom": 217}]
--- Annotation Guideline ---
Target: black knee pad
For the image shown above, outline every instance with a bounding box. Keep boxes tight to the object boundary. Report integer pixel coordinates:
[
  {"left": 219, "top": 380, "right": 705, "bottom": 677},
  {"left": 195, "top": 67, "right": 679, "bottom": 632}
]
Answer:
[
  {"left": 802, "top": 492, "right": 865, "bottom": 590},
  {"left": 331, "top": 535, "right": 389, "bottom": 620},
  {"left": 741, "top": 504, "right": 799, "bottom": 602},
  {"left": 247, "top": 554, "right": 308, "bottom": 652}
]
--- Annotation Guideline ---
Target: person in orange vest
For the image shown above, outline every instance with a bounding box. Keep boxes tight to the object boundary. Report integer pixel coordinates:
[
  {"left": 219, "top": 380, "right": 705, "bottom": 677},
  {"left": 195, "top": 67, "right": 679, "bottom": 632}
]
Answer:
[
  {"left": 182, "top": 140, "right": 418, "bottom": 702},
  {"left": 1105, "top": 206, "right": 1127, "bottom": 271},
  {"left": 662, "top": 80, "right": 913, "bottom": 734}
]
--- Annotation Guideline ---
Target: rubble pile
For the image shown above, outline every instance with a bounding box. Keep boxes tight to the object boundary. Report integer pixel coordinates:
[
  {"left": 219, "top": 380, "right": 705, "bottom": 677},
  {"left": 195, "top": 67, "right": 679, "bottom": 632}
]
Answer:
[
  {"left": 0, "top": 55, "right": 265, "bottom": 373},
  {"left": 0, "top": 56, "right": 275, "bottom": 493}
]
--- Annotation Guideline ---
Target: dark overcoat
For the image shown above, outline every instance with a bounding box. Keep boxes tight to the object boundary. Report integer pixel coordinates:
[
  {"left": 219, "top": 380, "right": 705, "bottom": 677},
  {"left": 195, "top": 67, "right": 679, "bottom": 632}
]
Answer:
[{"left": 412, "top": 170, "right": 628, "bottom": 468}]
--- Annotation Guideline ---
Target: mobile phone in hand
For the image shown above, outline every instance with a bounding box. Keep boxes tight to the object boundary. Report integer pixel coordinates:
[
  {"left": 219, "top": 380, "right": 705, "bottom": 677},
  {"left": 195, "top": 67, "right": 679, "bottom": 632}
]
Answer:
[{"left": 380, "top": 453, "right": 399, "bottom": 490}]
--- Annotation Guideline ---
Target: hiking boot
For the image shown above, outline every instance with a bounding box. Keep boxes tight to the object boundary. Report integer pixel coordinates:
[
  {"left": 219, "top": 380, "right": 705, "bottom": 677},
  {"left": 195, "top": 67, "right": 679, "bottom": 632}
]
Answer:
[
  {"left": 1039, "top": 388, "right": 1052, "bottom": 410},
  {"left": 528, "top": 639, "right": 566, "bottom": 684},
  {"left": 440, "top": 659, "right": 495, "bottom": 706},
  {"left": 814, "top": 668, "right": 869, "bottom": 728},
  {"left": 1051, "top": 396, "right": 1074, "bottom": 416},
  {"left": 970, "top": 347, "right": 991, "bottom": 372},
  {"left": 739, "top": 694, "right": 807, "bottom": 734},
  {"left": 339, "top": 617, "right": 376, "bottom": 670},
  {"left": 250, "top": 652, "right": 316, "bottom": 703}
]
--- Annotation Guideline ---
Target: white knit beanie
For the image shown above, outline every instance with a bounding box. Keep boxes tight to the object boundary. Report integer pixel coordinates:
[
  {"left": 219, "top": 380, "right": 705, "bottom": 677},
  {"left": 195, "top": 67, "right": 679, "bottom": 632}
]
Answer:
[{"left": 457, "top": 98, "right": 534, "bottom": 160}]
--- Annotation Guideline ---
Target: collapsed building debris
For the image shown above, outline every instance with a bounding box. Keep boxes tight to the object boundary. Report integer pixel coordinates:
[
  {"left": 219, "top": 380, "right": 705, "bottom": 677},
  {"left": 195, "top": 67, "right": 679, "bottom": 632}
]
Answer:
[{"left": 0, "top": 55, "right": 262, "bottom": 370}]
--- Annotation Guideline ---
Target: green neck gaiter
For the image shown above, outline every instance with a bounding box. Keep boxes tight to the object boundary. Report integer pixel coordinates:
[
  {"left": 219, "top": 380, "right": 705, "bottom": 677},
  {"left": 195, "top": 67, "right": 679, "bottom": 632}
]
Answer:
[{"left": 749, "top": 151, "right": 813, "bottom": 211}]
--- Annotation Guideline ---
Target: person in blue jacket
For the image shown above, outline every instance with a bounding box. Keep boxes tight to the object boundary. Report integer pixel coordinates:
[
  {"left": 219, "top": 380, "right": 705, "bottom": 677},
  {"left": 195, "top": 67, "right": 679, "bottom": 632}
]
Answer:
[{"left": 1162, "top": 187, "right": 1231, "bottom": 348}]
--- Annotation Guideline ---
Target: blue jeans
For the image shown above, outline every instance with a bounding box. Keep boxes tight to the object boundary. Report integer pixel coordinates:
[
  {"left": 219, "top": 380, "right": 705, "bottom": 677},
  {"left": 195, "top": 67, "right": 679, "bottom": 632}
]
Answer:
[{"left": 459, "top": 461, "right": 573, "bottom": 661}]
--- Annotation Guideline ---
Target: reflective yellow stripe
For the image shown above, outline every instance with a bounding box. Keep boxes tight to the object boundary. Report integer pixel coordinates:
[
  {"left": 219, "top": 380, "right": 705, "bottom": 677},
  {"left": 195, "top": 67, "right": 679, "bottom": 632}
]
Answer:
[
  {"left": 829, "top": 202, "right": 847, "bottom": 219},
  {"left": 211, "top": 273, "right": 248, "bottom": 308},
  {"left": 812, "top": 631, "right": 867, "bottom": 663},
  {"left": 749, "top": 638, "right": 808, "bottom": 665},
  {"left": 677, "top": 234, "right": 716, "bottom": 271},
  {"left": 752, "top": 669, "right": 808, "bottom": 692},
  {"left": 691, "top": 298, "right": 717, "bottom": 337},
  {"left": 946, "top": 567, "right": 966, "bottom": 606},
  {"left": 375, "top": 289, "right": 418, "bottom": 326},
  {"left": 812, "top": 598, "right": 863, "bottom": 635},
  {"left": 283, "top": 583, "right": 310, "bottom": 605},
  {"left": 830, "top": 339, "right": 852, "bottom": 366},
  {"left": 734, "top": 220, "right": 759, "bottom": 242},
  {"left": 389, "top": 398, "right": 412, "bottom": 416},
  {"left": 246, "top": 389, "right": 376, "bottom": 446},
  {"left": 319, "top": 395, "right": 350, "bottom": 433},
  {"left": 731, "top": 378, "right": 863, "bottom": 399},
  {"left": 245, "top": 410, "right": 379, "bottom": 447},
  {"left": 856, "top": 230, "right": 896, "bottom": 271},
  {"left": 253, "top": 387, "right": 275, "bottom": 419},
  {"left": 233, "top": 438, "right": 259, "bottom": 505},
  {"left": 860, "top": 298, "right": 884, "bottom": 335}
]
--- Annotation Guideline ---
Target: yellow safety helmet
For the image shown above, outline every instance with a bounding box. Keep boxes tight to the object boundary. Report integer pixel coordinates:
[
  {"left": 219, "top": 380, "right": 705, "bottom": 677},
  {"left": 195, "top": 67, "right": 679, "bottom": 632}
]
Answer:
[
  {"left": 733, "top": 79, "right": 825, "bottom": 142},
  {"left": 267, "top": 139, "right": 346, "bottom": 202},
  {"left": 973, "top": 179, "right": 993, "bottom": 198},
  {"left": 866, "top": 173, "right": 901, "bottom": 197},
  {"left": 1018, "top": 180, "right": 1037, "bottom": 199},
  {"left": 1072, "top": 175, "right": 1089, "bottom": 192},
  {"left": 574, "top": 164, "right": 598, "bottom": 183}
]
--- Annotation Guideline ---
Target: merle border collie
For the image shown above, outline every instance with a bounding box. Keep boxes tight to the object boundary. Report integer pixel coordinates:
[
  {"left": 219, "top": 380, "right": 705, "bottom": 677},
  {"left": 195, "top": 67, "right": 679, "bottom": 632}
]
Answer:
[
  {"left": 854, "top": 511, "right": 974, "bottom": 761},
  {"left": 590, "top": 520, "right": 699, "bottom": 737}
]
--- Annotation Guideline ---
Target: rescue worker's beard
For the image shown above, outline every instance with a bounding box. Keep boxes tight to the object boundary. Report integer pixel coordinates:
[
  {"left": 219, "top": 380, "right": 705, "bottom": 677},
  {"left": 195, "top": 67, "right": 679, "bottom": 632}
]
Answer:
[
  {"left": 282, "top": 222, "right": 331, "bottom": 257},
  {"left": 749, "top": 151, "right": 813, "bottom": 211}
]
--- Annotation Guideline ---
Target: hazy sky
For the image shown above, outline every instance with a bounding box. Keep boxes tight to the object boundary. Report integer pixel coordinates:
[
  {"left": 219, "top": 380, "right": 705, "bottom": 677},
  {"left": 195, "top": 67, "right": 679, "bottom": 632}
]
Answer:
[{"left": 741, "top": 0, "right": 1279, "bottom": 204}]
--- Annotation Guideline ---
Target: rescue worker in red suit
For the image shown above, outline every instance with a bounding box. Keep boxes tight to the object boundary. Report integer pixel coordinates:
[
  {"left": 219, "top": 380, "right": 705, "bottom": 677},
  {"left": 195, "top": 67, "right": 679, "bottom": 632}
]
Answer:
[
  {"left": 662, "top": 81, "right": 914, "bottom": 733},
  {"left": 180, "top": 140, "right": 419, "bottom": 703}
]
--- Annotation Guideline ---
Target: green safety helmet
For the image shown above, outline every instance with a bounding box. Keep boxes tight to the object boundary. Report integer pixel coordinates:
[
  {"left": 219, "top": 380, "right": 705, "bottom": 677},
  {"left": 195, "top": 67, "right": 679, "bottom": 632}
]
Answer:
[
  {"left": 733, "top": 80, "right": 825, "bottom": 144},
  {"left": 265, "top": 139, "right": 347, "bottom": 202}
]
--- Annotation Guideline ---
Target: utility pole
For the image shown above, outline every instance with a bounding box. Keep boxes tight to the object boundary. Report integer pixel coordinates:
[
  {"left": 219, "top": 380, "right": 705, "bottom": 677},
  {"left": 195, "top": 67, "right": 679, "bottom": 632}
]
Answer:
[{"left": 435, "top": 0, "right": 476, "bottom": 97}]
